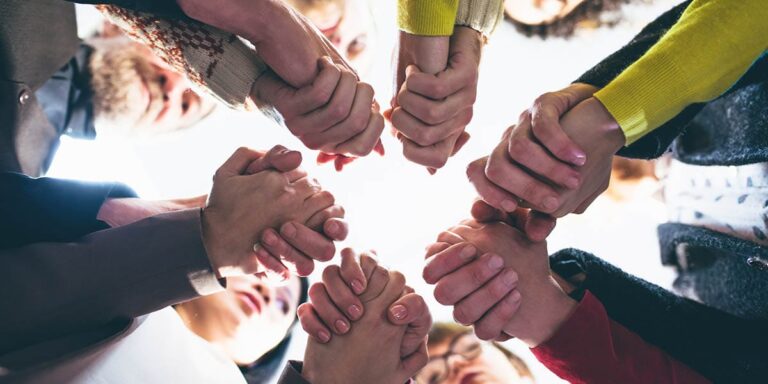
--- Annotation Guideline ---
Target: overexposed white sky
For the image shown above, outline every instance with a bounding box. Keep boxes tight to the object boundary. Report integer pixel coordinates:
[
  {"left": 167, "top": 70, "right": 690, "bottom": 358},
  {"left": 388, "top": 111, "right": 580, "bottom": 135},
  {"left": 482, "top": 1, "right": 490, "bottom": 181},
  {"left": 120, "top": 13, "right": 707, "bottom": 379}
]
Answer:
[{"left": 54, "top": 2, "right": 680, "bottom": 382}]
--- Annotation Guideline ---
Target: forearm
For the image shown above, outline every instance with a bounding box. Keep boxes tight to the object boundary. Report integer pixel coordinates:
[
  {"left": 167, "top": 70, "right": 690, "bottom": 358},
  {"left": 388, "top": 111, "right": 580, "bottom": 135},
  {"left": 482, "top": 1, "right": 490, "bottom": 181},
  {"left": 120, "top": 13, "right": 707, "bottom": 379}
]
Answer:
[
  {"left": 65, "top": 0, "right": 185, "bottom": 17},
  {"left": 594, "top": 0, "right": 768, "bottom": 144},
  {"left": 532, "top": 291, "right": 710, "bottom": 384},
  {"left": 0, "top": 210, "right": 222, "bottom": 355}
]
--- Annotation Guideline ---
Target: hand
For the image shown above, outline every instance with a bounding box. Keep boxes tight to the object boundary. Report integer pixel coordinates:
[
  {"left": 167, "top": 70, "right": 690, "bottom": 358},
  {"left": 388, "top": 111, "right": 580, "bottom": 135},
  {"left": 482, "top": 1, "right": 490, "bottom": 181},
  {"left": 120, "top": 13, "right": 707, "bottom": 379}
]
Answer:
[
  {"left": 252, "top": 58, "right": 385, "bottom": 170},
  {"left": 388, "top": 27, "right": 482, "bottom": 172},
  {"left": 298, "top": 250, "right": 432, "bottom": 360},
  {"left": 200, "top": 147, "right": 338, "bottom": 278},
  {"left": 425, "top": 220, "right": 576, "bottom": 346},
  {"left": 177, "top": 0, "right": 353, "bottom": 88},
  {"left": 470, "top": 199, "right": 557, "bottom": 242},
  {"left": 473, "top": 95, "right": 624, "bottom": 217},
  {"left": 301, "top": 250, "right": 430, "bottom": 384}
]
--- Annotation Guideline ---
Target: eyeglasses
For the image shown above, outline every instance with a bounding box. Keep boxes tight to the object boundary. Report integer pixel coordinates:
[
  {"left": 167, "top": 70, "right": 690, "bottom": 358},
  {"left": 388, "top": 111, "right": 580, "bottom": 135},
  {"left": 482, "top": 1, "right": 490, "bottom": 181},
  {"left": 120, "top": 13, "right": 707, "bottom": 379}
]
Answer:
[{"left": 416, "top": 333, "right": 483, "bottom": 384}]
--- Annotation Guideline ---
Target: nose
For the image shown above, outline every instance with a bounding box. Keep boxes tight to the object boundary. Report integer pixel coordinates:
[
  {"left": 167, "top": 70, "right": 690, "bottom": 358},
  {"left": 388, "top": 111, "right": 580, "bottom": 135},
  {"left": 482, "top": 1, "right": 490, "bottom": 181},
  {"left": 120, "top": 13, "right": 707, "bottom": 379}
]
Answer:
[
  {"left": 156, "top": 66, "right": 189, "bottom": 107},
  {"left": 253, "top": 281, "right": 272, "bottom": 305},
  {"left": 446, "top": 354, "right": 472, "bottom": 378}
]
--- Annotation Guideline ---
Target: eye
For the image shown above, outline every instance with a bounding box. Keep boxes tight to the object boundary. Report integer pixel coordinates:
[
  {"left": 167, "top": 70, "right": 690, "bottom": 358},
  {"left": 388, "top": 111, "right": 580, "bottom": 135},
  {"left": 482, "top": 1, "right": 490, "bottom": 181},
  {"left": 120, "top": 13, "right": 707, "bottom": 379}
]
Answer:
[
  {"left": 276, "top": 297, "right": 290, "bottom": 315},
  {"left": 347, "top": 34, "right": 367, "bottom": 58}
]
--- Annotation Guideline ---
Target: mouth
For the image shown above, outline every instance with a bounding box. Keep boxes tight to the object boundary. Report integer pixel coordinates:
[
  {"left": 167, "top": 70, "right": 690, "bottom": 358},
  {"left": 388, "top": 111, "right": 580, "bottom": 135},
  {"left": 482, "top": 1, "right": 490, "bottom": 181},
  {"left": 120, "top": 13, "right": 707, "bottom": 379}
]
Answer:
[
  {"left": 236, "top": 291, "right": 263, "bottom": 315},
  {"left": 459, "top": 372, "right": 482, "bottom": 384}
]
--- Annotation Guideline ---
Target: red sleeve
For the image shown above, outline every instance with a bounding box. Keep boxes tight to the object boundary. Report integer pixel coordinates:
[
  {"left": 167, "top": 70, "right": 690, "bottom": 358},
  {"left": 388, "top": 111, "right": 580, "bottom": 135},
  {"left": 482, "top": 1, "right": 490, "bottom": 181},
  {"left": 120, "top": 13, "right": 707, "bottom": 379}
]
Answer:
[{"left": 530, "top": 291, "right": 711, "bottom": 384}]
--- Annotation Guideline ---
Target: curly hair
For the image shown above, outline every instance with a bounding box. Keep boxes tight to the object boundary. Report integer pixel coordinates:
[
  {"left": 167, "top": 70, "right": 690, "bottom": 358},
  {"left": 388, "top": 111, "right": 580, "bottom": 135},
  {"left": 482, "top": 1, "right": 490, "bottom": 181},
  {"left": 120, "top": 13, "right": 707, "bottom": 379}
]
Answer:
[{"left": 506, "top": 0, "right": 650, "bottom": 39}]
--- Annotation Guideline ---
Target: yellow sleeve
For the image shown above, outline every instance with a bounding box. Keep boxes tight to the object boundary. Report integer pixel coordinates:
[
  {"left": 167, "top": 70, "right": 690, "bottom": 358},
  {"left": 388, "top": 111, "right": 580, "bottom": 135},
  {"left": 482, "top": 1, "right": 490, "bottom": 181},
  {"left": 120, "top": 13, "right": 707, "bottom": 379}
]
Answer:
[
  {"left": 594, "top": 0, "right": 768, "bottom": 145},
  {"left": 397, "top": 0, "right": 459, "bottom": 36}
]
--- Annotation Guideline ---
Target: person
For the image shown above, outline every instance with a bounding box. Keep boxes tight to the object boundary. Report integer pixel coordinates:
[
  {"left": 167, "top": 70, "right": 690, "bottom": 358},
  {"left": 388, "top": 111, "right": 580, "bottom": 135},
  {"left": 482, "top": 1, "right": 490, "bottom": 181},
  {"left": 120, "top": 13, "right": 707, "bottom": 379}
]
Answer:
[
  {"left": 277, "top": 249, "right": 433, "bottom": 384},
  {"left": 424, "top": 216, "right": 712, "bottom": 383},
  {"left": 504, "top": 0, "right": 644, "bottom": 38},
  {"left": 415, "top": 322, "right": 535, "bottom": 384}
]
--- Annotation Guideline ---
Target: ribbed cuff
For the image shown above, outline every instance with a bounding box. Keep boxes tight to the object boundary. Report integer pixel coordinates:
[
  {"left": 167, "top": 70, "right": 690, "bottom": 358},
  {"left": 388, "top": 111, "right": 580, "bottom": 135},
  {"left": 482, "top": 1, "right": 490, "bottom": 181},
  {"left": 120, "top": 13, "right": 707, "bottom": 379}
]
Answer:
[
  {"left": 594, "top": 48, "right": 688, "bottom": 145},
  {"left": 455, "top": 0, "right": 504, "bottom": 37},
  {"left": 398, "top": 0, "right": 460, "bottom": 36}
]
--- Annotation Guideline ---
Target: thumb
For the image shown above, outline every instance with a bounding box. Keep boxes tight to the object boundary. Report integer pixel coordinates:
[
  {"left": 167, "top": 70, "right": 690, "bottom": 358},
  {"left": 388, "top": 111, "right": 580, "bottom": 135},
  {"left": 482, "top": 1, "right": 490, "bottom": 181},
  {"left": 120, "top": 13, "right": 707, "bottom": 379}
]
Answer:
[
  {"left": 216, "top": 147, "right": 266, "bottom": 178},
  {"left": 388, "top": 293, "right": 432, "bottom": 357},
  {"left": 245, "top": 145, "right": 303, "bottom": 174}
]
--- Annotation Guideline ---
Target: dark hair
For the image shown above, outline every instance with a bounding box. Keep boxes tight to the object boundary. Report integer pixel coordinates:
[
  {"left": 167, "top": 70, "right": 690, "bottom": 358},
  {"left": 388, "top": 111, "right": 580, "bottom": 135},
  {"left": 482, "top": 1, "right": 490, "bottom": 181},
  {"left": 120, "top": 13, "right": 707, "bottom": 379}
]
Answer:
[
  {"left": 506, "top": 0, "right": 643, "bottom": 39},
  {"left": 239, "top": 276, "right": 310, "bottom": 383},
  {"left": 427, "top": 322, "right": 533, "bottom": 379}
]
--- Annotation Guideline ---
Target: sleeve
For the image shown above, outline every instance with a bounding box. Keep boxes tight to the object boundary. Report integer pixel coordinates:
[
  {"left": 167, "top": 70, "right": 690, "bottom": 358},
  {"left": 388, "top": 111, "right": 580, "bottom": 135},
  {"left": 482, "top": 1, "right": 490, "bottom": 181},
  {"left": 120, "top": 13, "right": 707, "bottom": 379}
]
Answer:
[
  {"left": 549, "top": 248, "right": 768, "bottom": 383},
  {"left": 398, "top": 0, "right": 460, "bottom": 36},
  {"left": 593, "top": 0, "right": 768, "bottom": 145},
  {"left": 531, "top": 291, "right": 710, "bottom": 384},
  {"left": 455, "top": 0, "right": 504, "bottom": 38},
  {"left": 0, "top": 209, "right": 224, "bottom": 355},
  {"left": 0, "top": 172, "right": 137, "bottom": 249},
  {"left": 96, "top": 5, "right": 266, "bottom": 110},
  {"left": 276, "top": 361, "right": 312, "bottom": 384},
  {"left": 66, "top": 0, "right": 186, "bottom": 18}
]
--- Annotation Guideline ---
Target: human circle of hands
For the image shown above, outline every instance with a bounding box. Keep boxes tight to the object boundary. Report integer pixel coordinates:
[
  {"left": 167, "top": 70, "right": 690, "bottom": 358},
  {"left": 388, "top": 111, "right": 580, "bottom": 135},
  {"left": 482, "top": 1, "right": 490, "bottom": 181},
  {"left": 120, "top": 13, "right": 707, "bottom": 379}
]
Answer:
[{"left": 185, "top": 1, "right": 628, "bottom": 381}]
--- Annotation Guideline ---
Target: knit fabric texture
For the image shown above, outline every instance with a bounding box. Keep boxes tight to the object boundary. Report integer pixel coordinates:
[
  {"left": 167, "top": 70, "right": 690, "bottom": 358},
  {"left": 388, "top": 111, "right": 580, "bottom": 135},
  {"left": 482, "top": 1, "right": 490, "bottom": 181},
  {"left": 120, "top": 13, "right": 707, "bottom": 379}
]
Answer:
[
  {"left": 97, "top": 5, "right": 266, "bottom": 110},
  {"left": 398, "top": 0, "right": 503, "bottom": 37}
]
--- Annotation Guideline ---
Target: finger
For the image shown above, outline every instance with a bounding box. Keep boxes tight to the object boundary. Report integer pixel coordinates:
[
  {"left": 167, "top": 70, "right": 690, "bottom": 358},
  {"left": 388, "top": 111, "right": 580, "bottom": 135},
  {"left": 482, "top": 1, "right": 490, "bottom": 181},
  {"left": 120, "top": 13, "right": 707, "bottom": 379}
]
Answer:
[
  {"left": 398, "top": 80, "right": 473, "bottom": 126},
  {"left": 322, "top": 265, "right": 364, "bottom": 321},
  {"left": 424, "top": 241, "right": 451, "bottom": 259},
  {"left": 400, "top": 135, "right": 455, "bottom": 169},
  {"left": 435, "top": 230, "right": 465, "bottom": 245},
  {"left": 423, "top": 243, "right": 478, "bottom": 284},
  {"left": 293, "top": 69, "right": 358, "bottom": 134},
  {"left": 494, "top": 333, "right": 514, "bottom": 342},
  {"left": 485, "top": 143, "right": 561, "bottom": 214},
  {"left": 466, "top": 157, "right": 521, "bottom": 213},
  {"left": 324, "top": 217, "right": 349, "bottom": 241},
  {"left": 389, "top": 293, "right": 432, "bottom": 356},
  {"left": 530, "top": 94, "right": 587, "bottom": 166},
  {"left": 452, "top": 268, "right": 518, "bottom": 325},
  {"left": 400, "top": 340, "right": 429, "bottom": 377},
  {"left": 280, "top": 221, "right": 336, "bottom": 262},
  {"left": 302, "top": 83, "right": 375, "bottom": 153},
  {"left": 305, "top": 205, "right": 346, "bottom": 232},
  {"left": 357, "top": 249, "right": 380, "bottom": 281},
  {"left": 474, "top": 290, "right": 522, "bottom": 341},
  {"left": 275, "top": 57, "right": 341, "bottom": 120},
  {"left": 507, "top": 125, "right": 581, "bottom": 190},
  {"left": 340, "top": 250, "right": 367, "bottom": 294},
  {"left": 260, "top": 228, "right": 315, "bottom": 276},
  {"left": 244, "top": 145, "right": 302, "bottom": 174},
  {"left": 358, "top": 263, "right": 391, "bottom": 303},
  {"left": 297, "top": 303, "right": 332, "bottom": 343},
  {"left": 307, "top": 282, "right": 350, "bottom": 334},
  {"left": 334, "top": 109, "right": 386, "bottom": 157},
  {"left": 573, "top": 180, "right": 606, "bottom": 215},
  {"left": 215, "top": 147, "right": 264, "bottom": 179},
  {"left": 303, "top": 190, "right": 336, "bottom": 217},
  {"left": 405, "top": 57, "right": 475, "bottom": 100},
  {"left": 391, "top": 106, "right": 471, "bottom": 147},
  {"left": 253, "top": 243, "right": 289, "bottom": 281},
  {"left": 450, "top": 131, "right": 470, "bottom": 156},
  {"left": 524, "top": 211, "right": 557, "bottom": 242},
  {"left": 470, "top": 199, "right": 507, "bottom": 222},
  {"left": 334, "top": 155, "right": 357, "bottom": 171},
  {"left": 432, "top": 253, "right": 504, "bottom": 305}
]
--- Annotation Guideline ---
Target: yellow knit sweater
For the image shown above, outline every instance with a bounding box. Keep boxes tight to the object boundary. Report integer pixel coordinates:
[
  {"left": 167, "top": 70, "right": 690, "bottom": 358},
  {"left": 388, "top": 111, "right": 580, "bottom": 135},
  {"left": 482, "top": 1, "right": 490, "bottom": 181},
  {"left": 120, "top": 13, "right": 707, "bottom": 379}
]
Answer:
[
  {"left": 397, "top": 0, "right": 504, "bottom": 37},
  {"left": 595, "top": 0, "right": 768, "bottom": 145}
]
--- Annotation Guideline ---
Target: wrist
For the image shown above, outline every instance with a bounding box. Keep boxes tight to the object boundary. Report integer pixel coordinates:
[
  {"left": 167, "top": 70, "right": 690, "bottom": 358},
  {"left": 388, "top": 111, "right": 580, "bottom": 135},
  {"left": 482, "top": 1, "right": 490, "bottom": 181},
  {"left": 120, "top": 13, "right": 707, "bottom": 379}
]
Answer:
[
  {"left": 584, "top": 96, "right": 625, "bottom": 152},
  {"left": 519, "top": 279, "right": 578, "bottom": 347},
  {"left": 177, "top": 0, "right": 272, "bottom": 42}
]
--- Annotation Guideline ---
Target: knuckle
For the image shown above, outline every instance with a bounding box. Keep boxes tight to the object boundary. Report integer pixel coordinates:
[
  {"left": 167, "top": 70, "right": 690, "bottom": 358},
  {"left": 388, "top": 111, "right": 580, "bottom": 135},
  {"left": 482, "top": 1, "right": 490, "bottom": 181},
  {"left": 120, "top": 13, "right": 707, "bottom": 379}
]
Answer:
[
  {"left": 308, "top": 282, "right": 326, "bottom": 299},
  {"left": 453, "top": 306, "right": 470, "bottom": 325},
  {"left": 474, "top": 325, "right": 495, "bottom": 341},
  {"left": 433, "top": 286, "right": 453, "bottom": 305},
  {"left": 470, "top": 265, "right": 488, "bottom": 285},
  {"left": 322, "top": 265, "right": 340, "bottom": 282},
  {"left": 508, "top": 137, "right": 529, "bottom": 158},
  {"left": 489, "top": 281, "right": 508, "bottom": 301},
  {"left": 484, "top": 161, "right": 504, "bottom": 184}
]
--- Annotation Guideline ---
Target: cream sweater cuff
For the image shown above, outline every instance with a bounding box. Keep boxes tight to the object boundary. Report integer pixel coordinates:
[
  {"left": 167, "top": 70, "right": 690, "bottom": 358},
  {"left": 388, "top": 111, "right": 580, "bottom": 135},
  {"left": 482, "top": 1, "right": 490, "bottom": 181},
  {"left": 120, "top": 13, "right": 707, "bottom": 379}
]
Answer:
[{"left": 455, "top": 0, "right": 504, "bottom": 38}]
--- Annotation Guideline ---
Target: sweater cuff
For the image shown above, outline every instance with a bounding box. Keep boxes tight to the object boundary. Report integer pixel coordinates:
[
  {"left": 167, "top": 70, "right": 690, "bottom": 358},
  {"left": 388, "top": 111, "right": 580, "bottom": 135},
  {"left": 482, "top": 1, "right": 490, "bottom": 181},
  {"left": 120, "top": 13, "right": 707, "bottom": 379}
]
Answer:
[
  {"left": 398, "top": 0, "right": 459, "bottom": 36},
  {"left": 97, "top": 5, "right": 266, "bottom": 110},
  {"left": 455, "top": 0, "right": 504, "bottom": 37}
]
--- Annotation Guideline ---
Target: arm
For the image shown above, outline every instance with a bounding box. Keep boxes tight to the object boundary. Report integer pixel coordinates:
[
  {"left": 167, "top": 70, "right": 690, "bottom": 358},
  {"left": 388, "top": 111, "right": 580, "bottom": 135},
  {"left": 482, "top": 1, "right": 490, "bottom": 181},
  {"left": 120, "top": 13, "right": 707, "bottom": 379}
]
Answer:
[
  {"left": 593, "top": 0, "right": 768, "bottom": 145},
  {"left": 66, "top": 0, "right": 185, "bottom": 18},
  {"left": 550, "top": 248, "right": 768, "bottom": 383},
  {"left": 531, "top": 291, "right": 709, "bottom": 384},
  {"left": 0, "top": 209, "right": 221, "bottom": 355}
]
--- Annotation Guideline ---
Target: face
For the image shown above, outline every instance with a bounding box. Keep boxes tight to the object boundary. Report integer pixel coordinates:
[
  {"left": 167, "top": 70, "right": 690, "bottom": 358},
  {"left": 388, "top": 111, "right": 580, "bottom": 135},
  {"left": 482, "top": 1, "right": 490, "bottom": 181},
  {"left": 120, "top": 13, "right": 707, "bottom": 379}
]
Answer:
[
  {"left": 88, "top": 37, "right": 216, "bottom": 137},
  {"left": 176, "top": 274, "right": 302, "bottom": 365},
  {"left": 504, "top": 0, "right": 587, "bottom": 25},
  {"left": 417, "top": 333, "right": 528, "bottom": 384},
  {"left": 291, "top": 0, "right": 375, "bottom": 74}
]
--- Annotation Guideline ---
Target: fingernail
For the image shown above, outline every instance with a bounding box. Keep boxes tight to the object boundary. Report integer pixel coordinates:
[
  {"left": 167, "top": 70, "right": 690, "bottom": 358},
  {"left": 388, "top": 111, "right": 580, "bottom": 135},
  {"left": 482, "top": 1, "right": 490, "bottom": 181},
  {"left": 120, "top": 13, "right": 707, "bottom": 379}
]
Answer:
[
  {"left": 335, "top": 319, "right": 349, "bottom": 333},
  {"left": 510, "top": 290, "right": 522, "bottom": 302},
  {"left": 460, "top": 245, "right": 476, "bottom": 260},
  {"left": 565, "top": 177, "right": 580, "bottom": 189},
  {"left": 327, "top": 221, "right": 339, "bottom": 234},
  {"left": 318, "top": 330, "right": 330, "bottom": 343},
  {"left": 572, "top": 153, "right": 587, "bottom": 166},
  {"left": 348, "top": 304, "right": 362, "bottom": 319},
  {"left": 350, "top": 279, "right": 365, "bottom": 294},
  {"left": 503, "top": 269, "right": 518, "bottom": 287},
  {"left": 487, "top": 254, "right": 503, "bottom": 270},
  {"left": 263, "top": 231, "right": 278, "bottom": 246},
  {"left": 282, "top": 223, "right": 297, "bottom": 238},
  {"left": 542, "top": 197, "right": 558, "bottom": 211},
  {"left": 501, "top": 200, "right": 517, "bottom": 212},
  {"left": 390, "top": 304, "right": 407, "bottom": 321}
]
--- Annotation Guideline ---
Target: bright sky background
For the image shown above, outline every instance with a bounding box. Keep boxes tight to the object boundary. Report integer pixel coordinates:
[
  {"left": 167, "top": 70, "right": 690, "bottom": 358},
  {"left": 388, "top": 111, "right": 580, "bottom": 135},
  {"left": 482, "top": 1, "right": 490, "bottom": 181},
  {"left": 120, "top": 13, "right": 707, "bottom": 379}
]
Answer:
[{"left": 56, "top": 2, "right": 679, "bottom": 382}]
